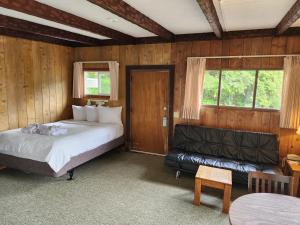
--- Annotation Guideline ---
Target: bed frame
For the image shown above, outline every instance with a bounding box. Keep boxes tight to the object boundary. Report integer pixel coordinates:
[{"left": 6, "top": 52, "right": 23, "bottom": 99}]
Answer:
[{"left": 0, "top": 136, "right": 124, "bottom": 180}]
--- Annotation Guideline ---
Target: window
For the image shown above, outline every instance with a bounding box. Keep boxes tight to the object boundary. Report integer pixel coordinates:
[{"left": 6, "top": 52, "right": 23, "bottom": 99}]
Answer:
[
  {"left": 220, "top": 70, "right": 256, "bottom": 108},
  {"left": 84, "top": 71, "right": 111, "bottom": 96},
  {"left": 202, "top": 69, "right": 284, "bottom": 110},
  {"left": 202, "top": 70, "right": 219, "bottom": 105},
  {"left": 255, "top": 70, "right": 284, "bottom": 110}
]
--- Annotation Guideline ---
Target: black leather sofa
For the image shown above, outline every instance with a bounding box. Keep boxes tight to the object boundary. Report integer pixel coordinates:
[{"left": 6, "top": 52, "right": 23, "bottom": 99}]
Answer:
[{"left": 165, "top": 124, "right": 282, "bottom": 184}]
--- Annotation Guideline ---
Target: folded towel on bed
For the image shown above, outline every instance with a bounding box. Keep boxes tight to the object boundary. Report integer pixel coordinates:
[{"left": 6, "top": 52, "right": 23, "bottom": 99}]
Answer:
[
  {"left": 21, "top": 123, "right": 39, "bottom": 134},
  {"left": 38, "top": 125, "right": 68, "bottom": 136},
  {"left": 21, "top": 124, "right": 68, "bottom": 136}
]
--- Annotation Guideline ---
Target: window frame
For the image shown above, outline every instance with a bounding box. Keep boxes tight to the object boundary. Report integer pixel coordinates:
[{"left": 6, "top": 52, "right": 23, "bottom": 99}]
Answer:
[
  {"left": 202, "top": 68, "right": 283, "bottom": 112},
  {"left": 83, "top": 69, "right": 111, "bottom": 97}
]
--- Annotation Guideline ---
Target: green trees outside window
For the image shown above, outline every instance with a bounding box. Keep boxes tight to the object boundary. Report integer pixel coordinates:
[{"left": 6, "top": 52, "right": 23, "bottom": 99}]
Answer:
[
  {"left": 202, "top": 69, "right": 283, "bottom": 110},
  {"left": 202, "top": 70, "right": 219, "bottom": 105},
  {"left": 220, "top": 70, "right": 256, "bottom": 107},
  {"left": 255, "top": 70, "right": 283, "bottom": 110},
  {"left": 84, "top": 71, "right": 111, "bottom": 96}
]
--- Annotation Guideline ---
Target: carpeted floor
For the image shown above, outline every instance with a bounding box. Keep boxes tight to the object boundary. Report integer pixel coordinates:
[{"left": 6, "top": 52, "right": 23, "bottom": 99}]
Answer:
[{"left": 0, "top": 150, "right": 247, "bottom": 225}]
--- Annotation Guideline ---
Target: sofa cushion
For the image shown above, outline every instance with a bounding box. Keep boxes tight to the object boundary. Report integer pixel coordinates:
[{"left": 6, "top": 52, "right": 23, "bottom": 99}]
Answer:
[
  {"left": 173, "top": 124, "right": 279, "bottom": 165},
  {"left": 165, "top": 150, "right": 282, "bottom": 184},
  {"left": 166, "top": 150, "right": 260, "bottom": 174}
]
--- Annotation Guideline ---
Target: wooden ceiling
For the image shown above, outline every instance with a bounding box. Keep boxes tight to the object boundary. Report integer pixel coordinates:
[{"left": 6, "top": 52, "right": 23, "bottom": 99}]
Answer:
[
  {"left": 0, "top": 0, "right": 300, "bottom": 47},
  {"left": 87, "top": 0, "right": 174, "bottom": 40}
]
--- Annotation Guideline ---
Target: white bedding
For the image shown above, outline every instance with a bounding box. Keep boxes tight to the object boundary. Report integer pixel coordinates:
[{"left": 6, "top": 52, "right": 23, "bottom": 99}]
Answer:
[{"left": 0, "top": 120, "right": 123, "bottom": 172}]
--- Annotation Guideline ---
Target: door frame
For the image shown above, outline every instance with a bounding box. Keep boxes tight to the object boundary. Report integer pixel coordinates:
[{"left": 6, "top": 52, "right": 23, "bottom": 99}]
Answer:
[{"left": 125, "top": 65, "right": 175, "bottom": 154}]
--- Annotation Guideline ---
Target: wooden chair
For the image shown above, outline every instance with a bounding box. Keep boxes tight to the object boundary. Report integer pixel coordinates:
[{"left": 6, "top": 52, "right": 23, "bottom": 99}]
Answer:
[{"left": 248, "top": 171, "right": 294, "bottom": 195}]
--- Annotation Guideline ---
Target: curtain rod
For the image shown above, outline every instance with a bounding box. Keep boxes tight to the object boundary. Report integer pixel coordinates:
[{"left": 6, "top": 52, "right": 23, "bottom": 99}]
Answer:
[
  {"left": 75, "top": 60, "right": 118, "bottom": 64},
  {"left": 188, "top": 54, "right": 300, "bottom": 59}
]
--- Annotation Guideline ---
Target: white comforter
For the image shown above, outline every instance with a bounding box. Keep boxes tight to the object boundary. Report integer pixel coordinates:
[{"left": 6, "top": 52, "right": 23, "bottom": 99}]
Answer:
[{"left": 0, "top": 120, "right": 123, "bottom": 172}]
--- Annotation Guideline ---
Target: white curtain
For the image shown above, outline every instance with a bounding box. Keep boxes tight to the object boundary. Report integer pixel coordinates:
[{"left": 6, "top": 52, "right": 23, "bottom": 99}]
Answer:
[
  {"left": 72, "top": 62, "right": 83, "bottom": 98},
  {"left": 280, "top": 56, "right": 300, "bottom": 129},
  {"left": 182, "top": 58, "right": 206, "bottom": 120},
  {"left": 108, "top": 61, "right": 119, "bottom": 101}
]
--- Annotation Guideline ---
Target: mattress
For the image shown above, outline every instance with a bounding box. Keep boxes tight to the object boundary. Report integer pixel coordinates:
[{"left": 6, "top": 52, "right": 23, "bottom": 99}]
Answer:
[{"left": 0, "top": 120, "right": 124, "bottom": 173}]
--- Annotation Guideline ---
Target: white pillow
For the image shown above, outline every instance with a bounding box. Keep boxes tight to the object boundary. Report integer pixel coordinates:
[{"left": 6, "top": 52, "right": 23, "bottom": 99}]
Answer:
[
  {"left": 72, "top": 105, "right": 86, "bottom": 121},
  {"left": 98, "top": 106, "right": 122, "bottom": 125},
  {"left": 85, "top": 105, "right": 98, "bottom": 122}
]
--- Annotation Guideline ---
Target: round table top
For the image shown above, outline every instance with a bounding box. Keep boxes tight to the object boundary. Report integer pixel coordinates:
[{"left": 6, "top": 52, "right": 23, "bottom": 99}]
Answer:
[{"left": 229, "top": 193, "right": 300, "bottom": 225}]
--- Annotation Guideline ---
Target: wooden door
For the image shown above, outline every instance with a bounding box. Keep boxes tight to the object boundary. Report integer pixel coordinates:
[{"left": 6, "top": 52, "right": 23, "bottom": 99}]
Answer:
[{"left": 130, "top": 70, "right": 169, "bottom": 155}]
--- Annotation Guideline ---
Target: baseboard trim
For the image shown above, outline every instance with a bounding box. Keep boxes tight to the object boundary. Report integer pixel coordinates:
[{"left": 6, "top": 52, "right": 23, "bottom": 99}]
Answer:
[{"left": 130, "top": 149, "right": 166, "bottom": 157}]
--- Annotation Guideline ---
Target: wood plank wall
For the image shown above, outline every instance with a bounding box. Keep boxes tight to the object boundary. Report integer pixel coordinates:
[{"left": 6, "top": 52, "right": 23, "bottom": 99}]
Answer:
[
  {"left": 0, "top": 35, "right": 74, "bottom": 131},
  {"left": 74, "top": 44, "right": 171, "bottom": 123},
  {"left": 0, "top": 34, "right": 298, "bottom": 159},
  {"left": 75, "top": 36, "right": 300, "bottom": 159}
]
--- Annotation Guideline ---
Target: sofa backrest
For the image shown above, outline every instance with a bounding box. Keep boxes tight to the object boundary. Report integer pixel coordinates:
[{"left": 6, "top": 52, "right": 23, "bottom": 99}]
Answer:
[{"left": 173, "top": 124, "right": 279, "bottom": 165}]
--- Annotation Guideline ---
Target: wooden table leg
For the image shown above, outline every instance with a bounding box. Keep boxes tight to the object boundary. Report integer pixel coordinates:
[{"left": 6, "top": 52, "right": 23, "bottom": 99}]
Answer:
[
  {"left": 193, "top": 178, "right": 201, "bottom": 206},
  {"left": 223, "top": 184, "right": 231, "bottom": 213},
  {"left": 292, "top": 175, "right": 299, "bottom": 197}
]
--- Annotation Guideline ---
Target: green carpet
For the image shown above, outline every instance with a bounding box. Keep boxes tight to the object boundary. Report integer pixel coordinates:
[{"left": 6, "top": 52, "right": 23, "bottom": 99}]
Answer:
[{"left": 0, "top": 151, "right": 247, "bottom": 225}]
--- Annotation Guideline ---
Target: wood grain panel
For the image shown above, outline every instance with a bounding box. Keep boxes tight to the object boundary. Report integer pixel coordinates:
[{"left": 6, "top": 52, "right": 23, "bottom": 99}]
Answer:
[
  {"left": 49, "top": 47, "right": 57, "bottom": 122},
  {"left": 270, "top": 37, "right": 287, "bottom": 68},
  {"left": 261, "top": 37, "right": 273, "bottom": 68},
  {"left": 32, "top": 42, "right": 43, "bottom": 124},
  {"left": 242, "top": 37, "right": 263, "bottom": 68},
  {"left": 62, "top": 47, "right": 74, "bottom": 119},
  {"left": 0, "top": 35, "right": 74, "bottom": 130},
  {"left": 54, "top": 46, "right": 63, "bottom": 121},
  {"left": 5, "top": 37, "right": 19, "bottom": 129},
  {"left": 207, "top": 40, "right": 222, "bottom": 69},
  {"left": 17, "top": 39, "right": 29, "bottom": 127},
  {"left": 0, "top": 36, "right": 8, "bottom": 131},
  {"left": 40, "top": 45, "right": 50, "bottom": 123},
  {"left": 23, "top": 40, "right": 35, "bottom": 124},
  {"left": 228, "top": 39, "right": 244, "bottom": 69}
]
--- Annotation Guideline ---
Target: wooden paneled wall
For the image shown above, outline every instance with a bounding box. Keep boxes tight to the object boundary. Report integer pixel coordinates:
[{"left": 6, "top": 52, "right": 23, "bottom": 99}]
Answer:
[
  {"left": 73, "top": 36, "right": 300, "bottom": 158},
  {"left": 0, "top": 35, "right": 74, "bottom": 131},
  {"left": 171, "top": 37, "right": 300, "bottom": 158},
  {"left": 1, "top": 34, "right": 298, "bottom": 158},
  {"left": 74, "top": 44, "right": 171, "bottom": 122}
]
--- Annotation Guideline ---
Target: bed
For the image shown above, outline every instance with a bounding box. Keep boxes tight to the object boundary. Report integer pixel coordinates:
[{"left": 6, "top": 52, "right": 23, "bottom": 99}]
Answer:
[{"left": 0, "top": 120, "right": 124, "bottom": 179}]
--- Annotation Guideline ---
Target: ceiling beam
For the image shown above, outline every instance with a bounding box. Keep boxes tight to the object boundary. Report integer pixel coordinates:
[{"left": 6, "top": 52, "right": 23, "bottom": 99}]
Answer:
[
  {"left": 87, "top": 0, "right": 174, "bottom": 40},
  {"left": 0, "top": 27, "right": 84, "bottom": 47},
  {"left": 0, "top": 15, "right": 105, "bottom": 46},
  {"left": 0, "top": 0, "right": 135, "bottom": 42},
  {"left": 196, "top": 0, "right": 223, "bottom": 38},
  {"left": 117, "top": 28, "right": 300, "bottom": 46},
  {"left": 276, "top": 0, "right": 300, "bottom": 34},
  {"left": 2, "top": 26, "right": 300, "bottom": 48}
]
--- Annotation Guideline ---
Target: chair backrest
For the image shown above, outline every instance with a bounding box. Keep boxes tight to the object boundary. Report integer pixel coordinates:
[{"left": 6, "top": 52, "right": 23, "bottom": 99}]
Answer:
[{"left": 248, "top": 171, "right": 294, "bottom": 195}]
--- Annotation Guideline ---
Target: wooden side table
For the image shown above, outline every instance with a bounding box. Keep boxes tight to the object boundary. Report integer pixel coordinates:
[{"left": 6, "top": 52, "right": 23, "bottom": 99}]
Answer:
[
  {"left": 285, "top": 160, "right": 300, "bottom": 197},
  {"left": 193, "top": 165, "right": 232, "bottom": 213}
]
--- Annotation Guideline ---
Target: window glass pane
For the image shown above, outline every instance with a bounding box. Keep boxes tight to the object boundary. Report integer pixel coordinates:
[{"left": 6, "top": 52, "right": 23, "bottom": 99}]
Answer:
[
  {"left": 99, "top": 72, "right": 111, "bottom": 95},
  {"left": 255, "top": 70, "right": 283, "bottom": 110},
  {"left": 202, "top": 70, "right": 219, "bottom": 105},
  {"left": 84, "top": 71, "right": 99, "bottom": 95},
  {"left": 220, "top": 70, "right": 256, "bottom": 107}
]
